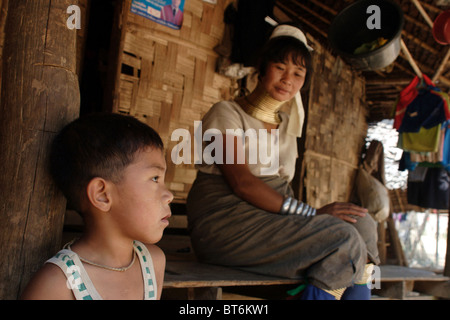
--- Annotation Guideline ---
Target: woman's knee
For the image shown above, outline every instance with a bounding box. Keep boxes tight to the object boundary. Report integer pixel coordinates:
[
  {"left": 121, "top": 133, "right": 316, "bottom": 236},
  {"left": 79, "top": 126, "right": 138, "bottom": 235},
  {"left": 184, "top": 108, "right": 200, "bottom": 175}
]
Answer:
[{"left": 352, "top": 214, "right": 380, "bottom": 264}]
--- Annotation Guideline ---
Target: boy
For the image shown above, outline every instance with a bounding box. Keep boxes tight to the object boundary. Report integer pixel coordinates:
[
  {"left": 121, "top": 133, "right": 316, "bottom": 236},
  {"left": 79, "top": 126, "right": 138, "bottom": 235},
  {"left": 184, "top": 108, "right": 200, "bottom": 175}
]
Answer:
[{"left": 21, "top": 113, "right": 173, "bottom": 300}]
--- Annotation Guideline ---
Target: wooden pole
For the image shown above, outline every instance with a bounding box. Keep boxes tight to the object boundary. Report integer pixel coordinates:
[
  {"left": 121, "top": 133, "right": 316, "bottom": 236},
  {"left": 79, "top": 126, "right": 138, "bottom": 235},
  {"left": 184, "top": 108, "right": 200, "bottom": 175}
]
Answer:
[
  {"left": 0, "top": 0, "right": 79, "bottom": 299},
  {"left": 445, "top": 184, "right": 450, "bottom": 277},
  {"left": 400, "top": 39, "right": 423, "bottom": 79},
  {"left": 432, "top": 48, "right": 450, "bottom": 83},
  {"left": 410, "top": 0, "right": 434, "bottom": 29}
]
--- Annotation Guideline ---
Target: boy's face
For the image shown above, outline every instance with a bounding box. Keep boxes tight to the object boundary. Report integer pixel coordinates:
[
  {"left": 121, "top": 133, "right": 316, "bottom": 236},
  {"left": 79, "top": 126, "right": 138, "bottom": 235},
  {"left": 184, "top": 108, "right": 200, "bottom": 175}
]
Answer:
[{"left": 111, "top": 147, "right": 173, "bottom": 244}]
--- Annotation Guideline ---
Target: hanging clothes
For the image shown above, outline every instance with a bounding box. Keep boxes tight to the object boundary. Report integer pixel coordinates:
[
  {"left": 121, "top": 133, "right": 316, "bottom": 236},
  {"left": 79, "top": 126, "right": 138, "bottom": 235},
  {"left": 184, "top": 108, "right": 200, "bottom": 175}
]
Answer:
[
  {"left": 397, "top": 87, "right": 447, "bottom": 133},
  {"left": 393, "top": 75, "right": 450, "bottom": 130},
  {"left": 398, "top": 124, "right": 442, "bottom": 153},
  {"left": 393, "top": 75, "right": 450, "bottom": 209},
  {"left": 393, "top": 74, "right": 450, "bottom": 171},
  {"left": 393, "top": 75, "right": 434, "bottom": 130}
]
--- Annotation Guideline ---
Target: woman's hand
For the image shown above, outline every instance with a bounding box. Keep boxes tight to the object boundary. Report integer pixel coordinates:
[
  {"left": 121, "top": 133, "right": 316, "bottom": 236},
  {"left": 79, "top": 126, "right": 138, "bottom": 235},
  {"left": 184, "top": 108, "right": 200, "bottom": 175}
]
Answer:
[{"left": 316, "top": 202, "right": 367, "bottom": 223}]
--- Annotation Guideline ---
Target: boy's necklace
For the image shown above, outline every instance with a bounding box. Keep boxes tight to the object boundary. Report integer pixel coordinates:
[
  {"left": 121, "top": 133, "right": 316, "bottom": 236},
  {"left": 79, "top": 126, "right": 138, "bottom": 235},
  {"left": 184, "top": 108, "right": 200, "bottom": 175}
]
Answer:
[{"left": 66, "top": 241, "right": 136, "bottom": 272}]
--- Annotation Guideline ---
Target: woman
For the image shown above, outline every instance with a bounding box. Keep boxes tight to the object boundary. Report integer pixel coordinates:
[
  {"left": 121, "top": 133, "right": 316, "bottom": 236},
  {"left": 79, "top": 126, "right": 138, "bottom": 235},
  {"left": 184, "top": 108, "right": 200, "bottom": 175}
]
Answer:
[{"left": 187, "top": 24, "right": 379, "bottom": 300}]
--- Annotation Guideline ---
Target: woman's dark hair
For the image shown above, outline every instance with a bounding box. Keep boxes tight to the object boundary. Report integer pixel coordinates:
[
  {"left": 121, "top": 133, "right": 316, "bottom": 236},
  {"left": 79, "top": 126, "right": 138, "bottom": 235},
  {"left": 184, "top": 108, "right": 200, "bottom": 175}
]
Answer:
[
  {"left": 258, "top": 25, "right": 314, "bottom": 90},
  {"left": 49, "top": 113, "right": 163, "bottom": 213}
]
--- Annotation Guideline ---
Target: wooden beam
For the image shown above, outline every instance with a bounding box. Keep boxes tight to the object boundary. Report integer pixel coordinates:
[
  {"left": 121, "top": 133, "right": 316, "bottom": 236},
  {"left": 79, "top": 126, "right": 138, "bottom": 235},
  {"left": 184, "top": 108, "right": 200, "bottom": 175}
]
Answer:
[
  {"left": 275, "top": 1, "right": 327, "bottom": 38},
  {"left": 294, "top": 1, "right": 331, "bottom": 26},
  {"left": 420, "top": 0, "right": 442, "bottom": 15},
  {"left": 433, "top": 47, "right": 450, "bottom": 82},
  {"left": 445, "top": 186, "right": 450, "bottom": 277},
  {"left": 373, "top": 281, "right": 414, "bottom": 299},
  {"left": 414, "top": 280, "right": 450, "bottom": 299},
  {"left": 304, "top": 0, "right": 338, "bottom": 16},
  {"left": 410, "top": 0, "right": 434, "bottom": 28},
  {"left": 402, "top": 30, "right": 439, "bottom": 56},
  {"left": 400, "top": 38, "right": 423, "bottom": 78},
  {"left": 0, "top": 0, "right": 79, "bottom": 299},
  {"left": 366, "top": 78, "right": 413, "bottom": 86}
]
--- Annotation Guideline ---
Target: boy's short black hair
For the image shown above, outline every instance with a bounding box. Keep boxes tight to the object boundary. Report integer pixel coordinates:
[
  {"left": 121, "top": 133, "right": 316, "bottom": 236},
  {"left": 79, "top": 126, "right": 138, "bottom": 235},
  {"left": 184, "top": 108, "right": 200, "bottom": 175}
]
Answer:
[
  {"left": 49, "top": 113, "right": 163, "bottom": 213},
  {"left": 258, "top": 24, "right": 314, "bottom": 90}
]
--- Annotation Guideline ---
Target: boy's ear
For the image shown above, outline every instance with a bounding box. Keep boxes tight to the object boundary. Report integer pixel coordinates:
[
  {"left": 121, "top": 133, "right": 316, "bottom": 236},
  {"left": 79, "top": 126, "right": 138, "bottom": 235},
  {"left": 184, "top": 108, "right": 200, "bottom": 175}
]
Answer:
[{"left": 86, "top": 177, "right": 112, "bottom": 212}]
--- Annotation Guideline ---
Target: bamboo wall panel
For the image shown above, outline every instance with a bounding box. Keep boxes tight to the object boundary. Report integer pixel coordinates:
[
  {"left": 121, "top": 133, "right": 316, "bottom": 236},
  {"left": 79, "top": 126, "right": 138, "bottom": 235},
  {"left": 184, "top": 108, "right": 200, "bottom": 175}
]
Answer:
[
  {"left": 117, "top": 0, "right": 234, "bottom": 201},
  {"left": 304, "top": 40, "right": 368, "bottom": 208}
]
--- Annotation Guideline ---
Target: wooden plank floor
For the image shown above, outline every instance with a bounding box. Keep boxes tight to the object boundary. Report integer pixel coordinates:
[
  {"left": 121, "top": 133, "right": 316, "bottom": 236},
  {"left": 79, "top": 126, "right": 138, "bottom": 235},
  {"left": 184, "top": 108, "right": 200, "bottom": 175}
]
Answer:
[
  {"left": 164, "top": 260, "right": 303, "bottom": 289},
  {"left": 378, "top": 265, "right": 449, "bottom": 282},
  {"left": 164, "top": 259, "right": 450, "bottom": 299},
  {"left": 165, "top": 261, "right": 449, "bottom": 288},
  {"left": 161, "top": 233, "right": 450, "bottom": 299}
]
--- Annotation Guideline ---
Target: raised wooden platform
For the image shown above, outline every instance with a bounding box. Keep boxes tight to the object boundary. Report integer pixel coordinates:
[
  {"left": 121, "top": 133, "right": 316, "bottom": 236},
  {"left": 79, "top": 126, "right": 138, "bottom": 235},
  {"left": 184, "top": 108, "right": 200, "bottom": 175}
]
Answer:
[
  {"left": 165, "top": 260, "right": 302, "bottom": 289},
  {"left": 373, "top": 265, "right": 450, "bottom": 300},
  {"left": 163, "top": 256, "right": 450, "bottom": 300},
  {"left": 160, "top": 232, "right": 450, "bottom": 300}
]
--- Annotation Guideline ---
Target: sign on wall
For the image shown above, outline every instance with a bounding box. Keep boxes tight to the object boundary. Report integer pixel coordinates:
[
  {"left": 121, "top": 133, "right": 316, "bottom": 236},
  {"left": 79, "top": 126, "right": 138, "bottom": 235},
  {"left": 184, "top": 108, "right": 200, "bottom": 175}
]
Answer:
[{"left": 131, "top": 0, "right": 185, "bottom": 30}]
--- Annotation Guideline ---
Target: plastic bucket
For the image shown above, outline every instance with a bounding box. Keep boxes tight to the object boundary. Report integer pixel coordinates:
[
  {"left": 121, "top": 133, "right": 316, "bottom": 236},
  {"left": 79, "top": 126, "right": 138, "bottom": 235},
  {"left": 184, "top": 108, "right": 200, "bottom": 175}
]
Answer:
[
  {"left": 433, "top": 10, "right": 450, "bottom": 45},
  {"left": 328, "top": 0, "right": 404, "bottom": 71}
]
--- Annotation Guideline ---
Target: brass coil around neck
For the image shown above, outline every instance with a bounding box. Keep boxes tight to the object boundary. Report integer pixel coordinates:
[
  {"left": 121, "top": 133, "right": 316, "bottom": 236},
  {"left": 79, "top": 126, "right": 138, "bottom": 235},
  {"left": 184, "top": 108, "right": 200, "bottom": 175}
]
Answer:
[{"left": 237, "top": 84, "right": 284, "bottom": 125}]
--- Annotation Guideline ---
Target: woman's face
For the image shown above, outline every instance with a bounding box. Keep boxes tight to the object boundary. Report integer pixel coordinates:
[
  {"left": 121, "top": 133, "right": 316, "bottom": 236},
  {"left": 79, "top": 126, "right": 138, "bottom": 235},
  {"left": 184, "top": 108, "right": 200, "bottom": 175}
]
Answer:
[{"left": 260, "top": 54, "right": 306, "bottom": 102}]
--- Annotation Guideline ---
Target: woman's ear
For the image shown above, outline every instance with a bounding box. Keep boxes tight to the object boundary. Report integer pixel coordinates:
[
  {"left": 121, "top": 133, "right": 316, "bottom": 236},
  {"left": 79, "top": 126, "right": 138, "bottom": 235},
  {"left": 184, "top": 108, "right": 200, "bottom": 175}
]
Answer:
[{"left": 86, "top": 177, "right": 112, "bottom": 212}]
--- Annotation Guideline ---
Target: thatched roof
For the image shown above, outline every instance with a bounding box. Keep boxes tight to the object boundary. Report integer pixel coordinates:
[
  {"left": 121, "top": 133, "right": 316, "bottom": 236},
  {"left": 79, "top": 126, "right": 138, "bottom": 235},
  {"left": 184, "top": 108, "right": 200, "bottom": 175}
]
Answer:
[{"left": 274, "top": 0, "right": 450, "bottom": 122}]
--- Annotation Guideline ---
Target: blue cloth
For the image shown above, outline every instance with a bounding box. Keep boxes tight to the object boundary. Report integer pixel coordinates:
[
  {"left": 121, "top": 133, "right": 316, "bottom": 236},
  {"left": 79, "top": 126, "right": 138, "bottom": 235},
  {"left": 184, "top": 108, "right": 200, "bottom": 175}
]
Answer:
[
  {"left": 398, "top": 87, "right": 447, "bottom": 133},
  {"left": 341, "top": 284, "right": 371, "bottom": 300},
  {"left": 300, "top": 284, "right": 336, "bottom": 300},
  {"left": 443, "top": 121, "right": 450, "bottom": 170}
]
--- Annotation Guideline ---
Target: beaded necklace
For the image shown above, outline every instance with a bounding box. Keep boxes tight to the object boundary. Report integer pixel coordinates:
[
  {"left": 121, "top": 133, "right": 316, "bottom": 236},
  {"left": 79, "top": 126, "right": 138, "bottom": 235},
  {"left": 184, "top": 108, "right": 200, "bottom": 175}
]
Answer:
[{"left": 66, "top": 240, "right": 136, "bottom": 272}]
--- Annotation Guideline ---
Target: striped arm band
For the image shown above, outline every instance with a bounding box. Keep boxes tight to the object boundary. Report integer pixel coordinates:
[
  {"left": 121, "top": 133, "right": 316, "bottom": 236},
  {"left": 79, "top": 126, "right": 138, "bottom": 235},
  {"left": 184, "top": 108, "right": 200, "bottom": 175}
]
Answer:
[{"left": 280, "top": 197, "right": 316, "bottom": 217}]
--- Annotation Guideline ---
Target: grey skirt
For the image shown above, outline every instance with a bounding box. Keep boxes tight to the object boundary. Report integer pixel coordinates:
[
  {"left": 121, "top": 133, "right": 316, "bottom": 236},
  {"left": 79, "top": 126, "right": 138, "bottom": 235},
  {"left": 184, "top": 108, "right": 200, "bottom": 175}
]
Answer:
[{"left": 186, "top": 172, "right": 379, "bottom": 290}]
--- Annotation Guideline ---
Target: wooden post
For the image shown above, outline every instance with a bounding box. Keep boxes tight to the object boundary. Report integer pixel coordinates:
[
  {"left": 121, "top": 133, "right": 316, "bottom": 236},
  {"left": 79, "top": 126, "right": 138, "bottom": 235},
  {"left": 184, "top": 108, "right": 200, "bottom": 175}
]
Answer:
[
  {"left": 445, "top": 187, "right": 450, "bottom": 277},
  {"left": 0, "top": 0, "right": 79, "bottom": 299},
  {"left": 410, "top": 0, "right": 434, "bottom": 29},
  {"left": 400, "top": 39, "right": 423, "bottom": 79},
  {"left": 432, "top": 48, "right": 450, "bottom": 83}
]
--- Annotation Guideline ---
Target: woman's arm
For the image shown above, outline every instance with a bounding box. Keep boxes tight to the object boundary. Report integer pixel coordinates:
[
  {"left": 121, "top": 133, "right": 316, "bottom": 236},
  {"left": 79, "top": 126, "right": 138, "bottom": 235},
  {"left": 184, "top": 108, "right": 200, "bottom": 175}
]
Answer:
[
  {"left": 217, "top": 134, "right": 284, "bottom": 213},
  {"left": 217, "top": 134, "right": 367, "bottom": 222}
]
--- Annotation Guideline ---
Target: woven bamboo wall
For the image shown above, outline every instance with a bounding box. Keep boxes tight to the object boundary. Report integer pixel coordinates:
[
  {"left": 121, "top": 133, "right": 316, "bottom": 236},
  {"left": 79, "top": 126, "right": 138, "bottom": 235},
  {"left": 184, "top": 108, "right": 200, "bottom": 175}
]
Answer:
[
  {"left": 304, "top": 39, "right": 368, "bottom": 208},
  {"left": 117, "top": 0, "right": 234, "bottom": 201}
]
